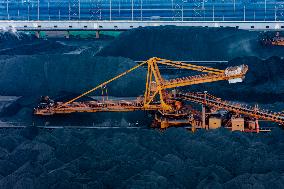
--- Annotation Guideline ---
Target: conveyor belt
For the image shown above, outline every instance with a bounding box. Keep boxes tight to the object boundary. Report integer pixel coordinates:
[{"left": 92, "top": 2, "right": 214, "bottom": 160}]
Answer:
[{"left": 178, "top": 92, "right": 284, "bottom": 125}]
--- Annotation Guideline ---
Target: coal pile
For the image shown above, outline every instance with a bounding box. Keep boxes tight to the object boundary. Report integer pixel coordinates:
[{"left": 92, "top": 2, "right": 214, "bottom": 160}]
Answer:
[
  {"left": 0, "top": 40, "right": 77, "bottom": 55},
  {"left": 0, "top": 31, "right": 35, "bottom": 41},
  {"left": 98, "top": 26, "right": 284, "bottom": 61},
  {"left": 0, "top": 31, "right": 101, "bottom": 56},
  {"left": 0, "top": 55, "right": 145, "bottom": 97},
  {"left": 186, "top": 56, "right": 284, "bottom": 103},
  {"left": 0, "top": 127, "right": 283, "bottom": 189}
]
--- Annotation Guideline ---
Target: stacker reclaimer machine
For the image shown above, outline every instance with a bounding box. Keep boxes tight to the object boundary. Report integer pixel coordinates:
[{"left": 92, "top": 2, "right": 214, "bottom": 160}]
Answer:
[{"left": 34, "top": 57, "right": 284, "bottom": 132}]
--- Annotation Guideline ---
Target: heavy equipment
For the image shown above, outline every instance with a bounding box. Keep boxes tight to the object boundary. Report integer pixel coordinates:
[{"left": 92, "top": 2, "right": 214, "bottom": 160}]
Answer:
[
  {"left": 260, "top": 32, "right": 284, "bottom": 46},
  {"left": 34, "top": 57, "right": 284, "bottom": 132}
]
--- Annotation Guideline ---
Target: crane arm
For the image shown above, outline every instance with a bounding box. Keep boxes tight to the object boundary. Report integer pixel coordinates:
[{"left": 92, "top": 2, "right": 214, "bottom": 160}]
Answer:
[
  {"left": 34, "top": 57, "right": 250, "bottom": 119},
  {"left": 143, "top": 58, "right": 248, "bottom": 110},
  {"left": 163, "top": 70, "right": 247, "bottom": 89},
  {"left": 155, "top": 58, "right": 225, "bottom": 74},
  {"left": 60, "top": 57, "right": 247, "bottom": 111},
  {"left": 62, "top": 61, "right": 147, "bottom": 106}
]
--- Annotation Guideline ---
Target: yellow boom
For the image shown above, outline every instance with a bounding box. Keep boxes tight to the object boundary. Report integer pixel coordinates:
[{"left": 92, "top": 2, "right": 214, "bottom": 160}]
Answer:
[{"left": 58, "top": 57, "right": 247, "bottom": 111}]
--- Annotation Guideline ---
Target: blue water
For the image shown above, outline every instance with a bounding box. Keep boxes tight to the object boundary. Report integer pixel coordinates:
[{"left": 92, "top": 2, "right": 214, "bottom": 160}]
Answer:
[{"left": 0, "top": 0, "right": 284, "bottom": 21}]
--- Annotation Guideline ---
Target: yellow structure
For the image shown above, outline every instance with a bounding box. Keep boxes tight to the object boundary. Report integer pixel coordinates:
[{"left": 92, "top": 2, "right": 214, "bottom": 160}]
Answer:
[
  {"left": 33, "top": 57, "right": 284, "bottom": 130},
  {"left": 35, "top": 57, "right": 247, "bottom": 115},
  {"left": 248, "top": 120, "right": 256, "bottom": 130},
  {"left": 209, "top": 117, "right": 222, "bottom": 129},
  {"left": 231, "top": 118, "right": 245, "bottom": 131}
]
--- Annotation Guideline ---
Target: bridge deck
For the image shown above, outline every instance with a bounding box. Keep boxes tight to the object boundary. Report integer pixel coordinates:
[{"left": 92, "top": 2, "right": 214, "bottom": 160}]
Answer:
[{"left": 1, "top": 21, "right": 284, "bottom": 31}]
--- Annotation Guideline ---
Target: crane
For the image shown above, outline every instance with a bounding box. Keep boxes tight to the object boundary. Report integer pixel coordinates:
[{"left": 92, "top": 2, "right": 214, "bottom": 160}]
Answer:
[
  {"left": 142, "top": 57, "right": 247, "bottom": 111},
  {"left": 34, "top": 57, "right": 247, "bottom": 114},
  {"left": 34, "top": 57, "right": 284, "bottom": 132}
]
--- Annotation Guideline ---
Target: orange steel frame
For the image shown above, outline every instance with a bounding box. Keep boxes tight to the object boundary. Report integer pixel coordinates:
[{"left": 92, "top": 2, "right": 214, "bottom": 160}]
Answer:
[
  {"left": 34, "top": 57, "right": 248, "bottom": 115},
  {"left": 34, "top": 57, "right": 284, "bottom": 129}
]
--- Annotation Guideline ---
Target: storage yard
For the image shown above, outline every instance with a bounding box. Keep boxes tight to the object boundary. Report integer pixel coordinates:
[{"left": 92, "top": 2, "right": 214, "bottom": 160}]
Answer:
[{"left": 1, "top": 26, "right": 284, "bottom": 188}]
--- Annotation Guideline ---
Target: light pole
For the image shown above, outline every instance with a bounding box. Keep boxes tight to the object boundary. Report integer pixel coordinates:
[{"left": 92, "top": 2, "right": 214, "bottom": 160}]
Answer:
[
  {"left": 68, "top": 0, "right": 71, "bottom": 20},
  {"left": 37, "top": 0, "right": 40, "bottom": 20},
  {"left": 48, "top": 0, "right": 50, "bottom": 20},
  {"left": 253, "top": 1, "right": 256, "bottom": 21},
  {"left": 275, "top": 5, "right": 277, "bottom": 21},
  {"left": 222, "top": 0, "right": 224, "bottom": 21},
  {"left": 79, "top": 0, "right": 80, "bottom": 20},
  {"left": 110, "top": 0, "right": 112, "bottom": 21},
  {"left": 132, "top": 0, "right": 134, "bottom": 21},
  {"left": 244, "top": 5, "right": 246, "bottom": 21},
  {"left": 28, "top": 0, "right": 30, "bottom": 21},
  {"left": 17, "top": 0, "right": 20, "bottom": 18},
  {"left": 140, "top": 0, "right": 143, "bottom": 21},
  {"left": 6, "top": 0, "right": 9, "bottom": 20},
  {"left": 213, "top": 4, "right": 215, "bottom": 21},
  {"left": 118, "top": 0, "right": 121, "bottom": 17},
  {"left": 265, "top": 0, "right": 267, "bottom": 21},
  {"left": 202, "top": 0, "right": 205, "bottom": 20},
  {"left": 181, "top": 1, "right": 184, "bottom": 21}
]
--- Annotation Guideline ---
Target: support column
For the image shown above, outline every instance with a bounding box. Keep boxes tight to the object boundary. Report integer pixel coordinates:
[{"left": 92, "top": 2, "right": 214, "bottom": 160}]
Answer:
[
  {"left": 202, "top": 91, "right": 207, "bottom": 129},
  {"left": 255, "top": 119, "right": 259, "bottom": 133},
  {"left": 191, "top": 121, "right": 196, "bottom": 133},
  {"left": 65, "top": 31, "right": 70, "bottom": 39},
  {"left": 96, "top": 31, "right": 100, "bottom": 39},
  {"left": 202, "top": 105, "right": 206, "bottom": 129},
  {"left": 34, "top": 31, "right": 40, "bottom": 38}
]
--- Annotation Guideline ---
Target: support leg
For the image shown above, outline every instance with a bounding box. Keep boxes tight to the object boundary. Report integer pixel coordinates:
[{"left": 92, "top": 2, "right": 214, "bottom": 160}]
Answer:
[
  {"left": 202, "top": 105, "right": 206, "bottom": 129},
  {"left": 65, "top": 31, "right": 70, "bottom": 39},
  {"left": 96, "top": 31, "right": 100, "bottom": 39},
  {"left": 35, "top": 31, "right": 40, "bottom": 38},
  {"left": 256, "top": 119, "right": 259, "bottom": 133}
]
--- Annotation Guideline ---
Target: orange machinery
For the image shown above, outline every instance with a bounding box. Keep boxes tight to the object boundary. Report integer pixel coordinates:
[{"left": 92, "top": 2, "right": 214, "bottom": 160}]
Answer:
[
  {"left": 262, "top": 32, "right": 284, "bottom": 46},
  {"left": 34, "top": 57, "right": 284, "bottom": 131}
]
